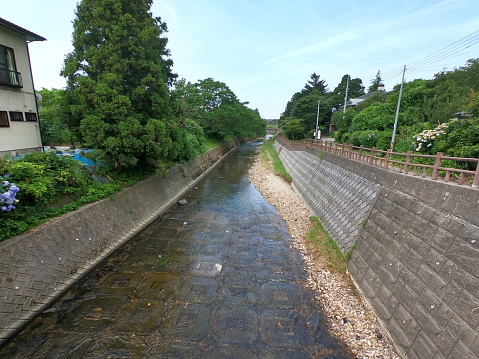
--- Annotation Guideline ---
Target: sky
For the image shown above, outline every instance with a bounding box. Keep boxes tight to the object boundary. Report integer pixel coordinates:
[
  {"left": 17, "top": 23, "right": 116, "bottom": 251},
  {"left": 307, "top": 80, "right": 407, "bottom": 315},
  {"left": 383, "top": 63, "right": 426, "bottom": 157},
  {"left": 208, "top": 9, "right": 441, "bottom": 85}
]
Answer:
[{"left": 2, "top": 0, "right": 479, "bottom": 119}]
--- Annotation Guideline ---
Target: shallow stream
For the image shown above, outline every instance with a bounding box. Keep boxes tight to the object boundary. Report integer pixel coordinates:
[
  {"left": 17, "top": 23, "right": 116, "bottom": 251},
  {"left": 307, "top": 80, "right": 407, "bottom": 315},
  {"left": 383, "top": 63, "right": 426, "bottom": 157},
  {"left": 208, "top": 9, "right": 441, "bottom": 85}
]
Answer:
[{"left": 0, "top": 142, "right": 353, "bottom": 358}]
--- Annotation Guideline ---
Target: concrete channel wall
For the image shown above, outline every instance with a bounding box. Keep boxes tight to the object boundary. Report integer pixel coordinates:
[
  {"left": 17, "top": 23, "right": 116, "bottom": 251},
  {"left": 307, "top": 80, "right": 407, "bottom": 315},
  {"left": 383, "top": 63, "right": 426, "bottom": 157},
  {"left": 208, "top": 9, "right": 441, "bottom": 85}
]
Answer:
[
  {"left": 0, "top": 138, "right": 239, "bottom": 343},
  {"left": 274, "top": 138, "right": 479, "bottom": 359}
]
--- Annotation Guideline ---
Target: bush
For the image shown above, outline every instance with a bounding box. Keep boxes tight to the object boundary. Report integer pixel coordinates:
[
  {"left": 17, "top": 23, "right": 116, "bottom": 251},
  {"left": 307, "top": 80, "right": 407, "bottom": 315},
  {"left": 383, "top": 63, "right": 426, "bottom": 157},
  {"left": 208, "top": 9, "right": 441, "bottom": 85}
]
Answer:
[
  {"left": 7, "top": 153, "right": 90, "bottom": 205},
  {"left": 376, "top": 131, "right": 393, "bottom": 150},
  {"left": 351, "top": 102, "right": 394, "bottom": 132},
  {"left": 0, "top": 152, "right": 122, "bottom": 241},
  {"left": 349, "top": 131, "right": 379, "bottom": 148}
]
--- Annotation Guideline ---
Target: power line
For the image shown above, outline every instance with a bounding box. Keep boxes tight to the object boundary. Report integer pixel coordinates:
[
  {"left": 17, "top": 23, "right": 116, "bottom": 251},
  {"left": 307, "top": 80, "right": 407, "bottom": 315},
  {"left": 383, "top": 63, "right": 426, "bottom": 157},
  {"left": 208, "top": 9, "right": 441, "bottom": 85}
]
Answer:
[
  {"left": 407, "top": 30, "right": 479, "bottom": 70},
  {"left": 360, "top": 29, "right": 479, "bottom": 85}
]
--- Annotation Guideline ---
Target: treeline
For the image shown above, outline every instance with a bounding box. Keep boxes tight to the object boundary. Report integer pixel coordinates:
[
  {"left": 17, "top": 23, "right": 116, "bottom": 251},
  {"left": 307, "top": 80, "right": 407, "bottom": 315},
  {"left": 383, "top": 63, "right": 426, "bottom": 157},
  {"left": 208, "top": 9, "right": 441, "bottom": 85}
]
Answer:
[
  {"left": 39, "top": 0, "right": 265, "bottom": 176},
  {"left": 0, "top": 0, "right": 265, "bottom": 239},
  {"left": 280, "top": 59, "right": 479, "bottom": 158}
]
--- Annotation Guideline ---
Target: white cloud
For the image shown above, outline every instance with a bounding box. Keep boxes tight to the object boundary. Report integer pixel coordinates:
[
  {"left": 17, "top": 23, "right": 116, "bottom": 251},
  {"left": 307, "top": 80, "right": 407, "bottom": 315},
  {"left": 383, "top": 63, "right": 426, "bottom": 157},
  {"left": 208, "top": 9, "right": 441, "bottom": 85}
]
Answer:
[{"left": 263, "top": 29, "right": 362, "bottom": 65}]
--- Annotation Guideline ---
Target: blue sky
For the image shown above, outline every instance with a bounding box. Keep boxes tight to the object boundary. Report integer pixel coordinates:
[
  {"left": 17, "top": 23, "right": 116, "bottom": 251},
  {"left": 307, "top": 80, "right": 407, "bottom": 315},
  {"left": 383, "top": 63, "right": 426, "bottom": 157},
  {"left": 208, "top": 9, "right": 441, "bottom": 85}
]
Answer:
[{"left": 3, "top": 0, "right": 479, "bottom": 118}]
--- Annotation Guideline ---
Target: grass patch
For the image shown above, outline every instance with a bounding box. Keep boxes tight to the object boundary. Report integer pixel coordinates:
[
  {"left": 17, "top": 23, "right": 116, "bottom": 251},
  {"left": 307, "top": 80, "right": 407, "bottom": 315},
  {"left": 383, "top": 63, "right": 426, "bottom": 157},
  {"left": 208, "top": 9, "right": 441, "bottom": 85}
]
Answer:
[
  {"left": 156, "top": 257, "right": 171, "bottom": 267},
  {"left": 306, "top": 217, "right": 348, "bottom": 276},
  {"left": 260, "top": 137, "right": 293, "bottom": 183},
  {"left": 201, "top": 138, "right": 222, "bottom": 152},
  {"left": 361, "top": 216, "right": 369, "bottom": 228}
]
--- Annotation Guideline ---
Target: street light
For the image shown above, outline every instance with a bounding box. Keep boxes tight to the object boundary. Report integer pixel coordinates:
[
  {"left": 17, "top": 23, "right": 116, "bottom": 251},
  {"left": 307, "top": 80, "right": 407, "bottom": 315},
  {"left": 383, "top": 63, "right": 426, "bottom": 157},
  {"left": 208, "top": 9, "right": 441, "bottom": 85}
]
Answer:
[{"left": 315, "top": 100, "right": 321, "bottom": 140}]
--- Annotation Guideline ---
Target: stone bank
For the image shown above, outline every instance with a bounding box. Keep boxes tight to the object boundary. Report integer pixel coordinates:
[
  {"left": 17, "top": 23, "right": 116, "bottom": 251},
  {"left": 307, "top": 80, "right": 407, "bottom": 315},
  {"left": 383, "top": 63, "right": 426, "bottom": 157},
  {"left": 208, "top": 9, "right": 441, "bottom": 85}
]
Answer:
[
  {"left": 0, "top": 138, "right": 239, "bottom": 343},
  {"left": 275, "top": 136, "right": 479, "bottom": 359}
]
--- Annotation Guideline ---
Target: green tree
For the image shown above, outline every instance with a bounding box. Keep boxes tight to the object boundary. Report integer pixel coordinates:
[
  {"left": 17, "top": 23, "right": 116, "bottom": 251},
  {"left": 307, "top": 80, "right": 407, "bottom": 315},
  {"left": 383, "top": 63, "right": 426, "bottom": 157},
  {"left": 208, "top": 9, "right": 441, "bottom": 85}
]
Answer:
[
  {"left": 368, "top": 70, "right": 383, "bottom": 93},
  {"left": 280, "top": 117, "right": 306, "bottom": 140},
  {"left": 331, "top": 107, "right": 355, "bottom": 136},
  {"left": 171, "top": 77, "right": 264, "bottom": 142},
  {"left": 434, "top": 118, "right": 479, "bottom": 156},
  {"left": 467, "top": 89, "right": 479, "bottom": 116},
  {"left": 195, "top": 78, "right": 240, "bottom": 113},
  {"left": 420, "top": 58, "right": 479, "bottom": 123},
  {"left": 193, "top": 78, "right": 240, "bottom": 139},
  {"left": 302, "top": 72, "right": 328, "bottom": 95},
  {"left": 281, "top": 73, "right": 334, "bottom": 138},
  {"left": 332, "top": 75, "right": 365, "bottom": 105},
  {"left": 170, "top": 78, "right": 204, "bottom": 124},
  {"left": 354, "top": 91, "right": 389, "bottom": 112},
  {"left": 351, "top": 102, "right": 395, "bottom": 132},
  {"left": 206, "top": 104, "right": 265, "bottom": 140},
  {"left": 62, "top": 0, "right": 177, "bottom": 172},
  {"left": 38, "top": 88, "right": 74, "bottom": 146},
  {"left": 282, "top": 91, "right": 303, "bottom": 118}
]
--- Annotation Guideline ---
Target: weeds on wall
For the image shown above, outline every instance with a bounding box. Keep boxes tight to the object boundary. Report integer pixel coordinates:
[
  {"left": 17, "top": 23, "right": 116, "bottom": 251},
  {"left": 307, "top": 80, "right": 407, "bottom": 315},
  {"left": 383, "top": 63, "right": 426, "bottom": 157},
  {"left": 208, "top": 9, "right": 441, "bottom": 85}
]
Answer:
[
  {"left": 306, "top": 216, "right": 348, "bottom": 276},
  {"left": 260, "top": 137, "right": 293, "bottom": 183}
]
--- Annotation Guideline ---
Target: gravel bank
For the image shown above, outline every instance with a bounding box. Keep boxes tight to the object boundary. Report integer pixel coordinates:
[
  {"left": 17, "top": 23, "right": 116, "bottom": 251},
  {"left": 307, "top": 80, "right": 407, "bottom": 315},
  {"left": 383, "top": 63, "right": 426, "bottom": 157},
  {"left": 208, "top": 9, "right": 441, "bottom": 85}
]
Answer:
[{"left": 249, "top": 156, "right": 400, "bottom": 359}]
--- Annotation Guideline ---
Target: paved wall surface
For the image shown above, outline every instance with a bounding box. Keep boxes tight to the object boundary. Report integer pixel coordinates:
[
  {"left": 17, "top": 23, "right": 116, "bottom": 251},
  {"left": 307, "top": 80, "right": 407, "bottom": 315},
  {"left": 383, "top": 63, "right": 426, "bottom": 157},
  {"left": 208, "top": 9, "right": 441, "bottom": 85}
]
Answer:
[
  {"left": 275, "top": 138, "right": 479, "bottom": 359},
  {"left": 0, "top": 139, "right": 238, "bottom": 343},
  {"left": 275, "top": 142, "right": 380, "bottom": 252}
]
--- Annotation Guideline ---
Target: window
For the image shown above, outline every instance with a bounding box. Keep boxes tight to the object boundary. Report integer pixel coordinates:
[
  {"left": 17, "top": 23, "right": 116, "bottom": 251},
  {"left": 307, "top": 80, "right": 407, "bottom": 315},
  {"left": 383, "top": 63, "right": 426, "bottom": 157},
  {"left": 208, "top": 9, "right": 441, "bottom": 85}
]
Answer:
[
  {"left": 9, "top": 111, "right": 23, "bottom": 121},
  {"left": 0, "top": 45, "right": 21, "bottom": 87},
  {"left": 0, "top": 111, "right": 8, "bottom": 127},
  {"left": 25, "top": 112, "right": 37, "bottom": 122}
]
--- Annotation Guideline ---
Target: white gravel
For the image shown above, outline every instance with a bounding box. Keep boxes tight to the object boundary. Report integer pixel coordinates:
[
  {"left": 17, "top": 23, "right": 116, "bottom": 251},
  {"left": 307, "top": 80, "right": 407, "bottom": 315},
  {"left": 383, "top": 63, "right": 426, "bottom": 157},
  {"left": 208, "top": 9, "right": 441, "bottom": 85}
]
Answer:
[{"left": 249, "top": 156, "right": 401, "bottom": 359}]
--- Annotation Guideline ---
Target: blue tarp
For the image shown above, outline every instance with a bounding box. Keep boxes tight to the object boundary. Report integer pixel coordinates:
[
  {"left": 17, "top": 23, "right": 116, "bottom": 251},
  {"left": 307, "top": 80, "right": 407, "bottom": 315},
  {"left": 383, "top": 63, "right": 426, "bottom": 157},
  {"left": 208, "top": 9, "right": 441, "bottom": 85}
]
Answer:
[{"left": 14, "top": 148, "right": 96, "bottom": 169}]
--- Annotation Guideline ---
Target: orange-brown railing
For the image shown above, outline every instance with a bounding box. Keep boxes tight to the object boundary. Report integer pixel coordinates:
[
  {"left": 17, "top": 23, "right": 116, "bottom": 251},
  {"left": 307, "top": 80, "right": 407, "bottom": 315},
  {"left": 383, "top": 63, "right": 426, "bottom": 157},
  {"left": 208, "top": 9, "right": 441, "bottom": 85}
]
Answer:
[{"left": 277, "top": 136, "right": 479, "bottom": 188}]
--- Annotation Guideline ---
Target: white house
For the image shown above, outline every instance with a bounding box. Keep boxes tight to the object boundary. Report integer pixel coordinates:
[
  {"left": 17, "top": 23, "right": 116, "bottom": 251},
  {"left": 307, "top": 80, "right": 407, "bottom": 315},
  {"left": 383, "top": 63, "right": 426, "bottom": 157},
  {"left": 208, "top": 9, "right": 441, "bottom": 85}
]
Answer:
[{"left": 0, "top": 17, "right": 46, "bottom": 156}]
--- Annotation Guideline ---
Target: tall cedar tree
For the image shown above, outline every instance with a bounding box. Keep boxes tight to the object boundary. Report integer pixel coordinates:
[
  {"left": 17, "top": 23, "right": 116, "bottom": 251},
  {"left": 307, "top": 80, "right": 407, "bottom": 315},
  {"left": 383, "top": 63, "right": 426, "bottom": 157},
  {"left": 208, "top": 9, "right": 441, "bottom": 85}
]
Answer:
[
  {"left": 332, "top": 74, "right": 365, "bottom": 105},
  {"left": 62, "top": 0, "right": 177, "bottom": 172},
  {"left": 302, "top": 72, "right": 328, "bottom": 94},
  {"left": 368, "top": 70, "right": 383, "bottom": 93}
]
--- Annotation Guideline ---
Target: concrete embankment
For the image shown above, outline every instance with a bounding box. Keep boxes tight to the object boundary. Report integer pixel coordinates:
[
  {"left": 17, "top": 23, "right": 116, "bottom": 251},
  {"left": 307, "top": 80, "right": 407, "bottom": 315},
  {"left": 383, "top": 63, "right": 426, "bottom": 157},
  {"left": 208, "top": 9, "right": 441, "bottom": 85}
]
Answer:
[
  {"left": 275, "top": 137, "right": 479, "bottom": 359},
  {"left": 0, "top": 138, "right": 239, "bottom": 343}
]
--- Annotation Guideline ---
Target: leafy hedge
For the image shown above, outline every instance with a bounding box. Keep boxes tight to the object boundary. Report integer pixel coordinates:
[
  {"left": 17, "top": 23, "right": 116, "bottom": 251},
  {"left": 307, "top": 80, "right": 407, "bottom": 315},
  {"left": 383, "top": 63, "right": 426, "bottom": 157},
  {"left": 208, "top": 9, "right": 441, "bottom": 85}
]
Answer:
[{"left": 0, "top": 152, "right": 125, "bottom": 241}]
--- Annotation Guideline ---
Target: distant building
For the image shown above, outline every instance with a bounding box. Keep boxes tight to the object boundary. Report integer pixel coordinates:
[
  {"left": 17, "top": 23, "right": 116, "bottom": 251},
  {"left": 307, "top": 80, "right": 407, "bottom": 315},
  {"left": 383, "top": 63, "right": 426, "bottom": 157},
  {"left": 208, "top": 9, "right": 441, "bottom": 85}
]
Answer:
[
  {"left": 0, "top": 17, "right": 46, "bottom": 156},
  {"left": 455, "top": 112, "right": 473, "bottom": 119},
  {"left": 345, "top": 83, "right": 387, "bottom": 109},
  {"left": 328, "top": 84, "right": 387, "bottom": 133}
]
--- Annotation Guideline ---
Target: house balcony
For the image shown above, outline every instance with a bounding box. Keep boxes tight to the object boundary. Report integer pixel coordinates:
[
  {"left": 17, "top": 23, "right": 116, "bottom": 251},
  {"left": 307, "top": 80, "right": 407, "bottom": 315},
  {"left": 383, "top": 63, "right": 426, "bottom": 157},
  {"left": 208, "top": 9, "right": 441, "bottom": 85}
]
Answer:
[{"left": 0, "top": 68, "right": 22, "bottom": 88}]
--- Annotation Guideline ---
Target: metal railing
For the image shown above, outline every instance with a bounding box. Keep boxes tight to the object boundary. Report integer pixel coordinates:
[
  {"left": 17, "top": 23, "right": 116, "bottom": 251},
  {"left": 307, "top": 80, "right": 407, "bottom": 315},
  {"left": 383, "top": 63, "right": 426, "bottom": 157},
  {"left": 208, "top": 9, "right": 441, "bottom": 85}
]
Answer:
[
  {"left": 0, "top": 68, "right": 22, "bottom": 88},
  {"left": 278, "top": 136, "right": 479, "bottom": 188}
]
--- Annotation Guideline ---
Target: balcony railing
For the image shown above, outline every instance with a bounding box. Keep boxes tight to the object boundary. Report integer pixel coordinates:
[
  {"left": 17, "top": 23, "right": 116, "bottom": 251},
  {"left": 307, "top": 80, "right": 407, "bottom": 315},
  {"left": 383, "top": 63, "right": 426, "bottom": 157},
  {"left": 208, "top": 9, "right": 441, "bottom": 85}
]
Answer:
[{"left": 0, "top": 68, "right": 22, "bottom": 88}]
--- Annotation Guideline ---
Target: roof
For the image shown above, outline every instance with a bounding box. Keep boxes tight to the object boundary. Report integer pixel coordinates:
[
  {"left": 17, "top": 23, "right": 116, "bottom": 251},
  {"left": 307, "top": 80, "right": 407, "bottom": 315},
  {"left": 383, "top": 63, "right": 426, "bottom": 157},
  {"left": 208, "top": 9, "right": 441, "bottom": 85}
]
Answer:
[
  {"left": 0, "top": 17, "right": 46, "bottom": 42},
  {"left": 348, "top": 98, "right": 364, "bottom": 106},
  {"left": 345, "top": 89, "right": 389, "bottom": 108},
  {"left": 356, "top": 89, "right": 386, "bottom": 99}
]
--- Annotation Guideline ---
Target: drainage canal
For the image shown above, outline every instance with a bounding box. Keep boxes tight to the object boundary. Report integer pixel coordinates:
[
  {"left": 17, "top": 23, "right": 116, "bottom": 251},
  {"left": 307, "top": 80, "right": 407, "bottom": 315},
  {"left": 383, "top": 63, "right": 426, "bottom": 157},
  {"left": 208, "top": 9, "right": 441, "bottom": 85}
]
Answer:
[{"left": 0, "top": 142, "right": 353, "bottom": 358}]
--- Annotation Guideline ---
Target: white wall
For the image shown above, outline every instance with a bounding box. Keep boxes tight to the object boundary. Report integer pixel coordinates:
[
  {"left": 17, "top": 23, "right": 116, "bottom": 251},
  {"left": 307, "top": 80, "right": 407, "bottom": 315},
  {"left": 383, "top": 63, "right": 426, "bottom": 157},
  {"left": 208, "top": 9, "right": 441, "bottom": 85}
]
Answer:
[{"left": 0, "top": 25, "right": 42, "bottom": 155}]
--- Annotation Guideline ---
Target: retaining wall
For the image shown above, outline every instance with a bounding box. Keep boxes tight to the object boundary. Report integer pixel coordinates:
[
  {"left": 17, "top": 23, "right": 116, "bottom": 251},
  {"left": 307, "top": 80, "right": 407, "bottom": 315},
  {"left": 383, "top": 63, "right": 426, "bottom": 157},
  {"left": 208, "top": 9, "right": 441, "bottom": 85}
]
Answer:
[
  {"left": 275, "top": 137, "right": 479, "bottom": 359},
  {"left": 0, "top": 138, "right": 239, "bottom": 343}
]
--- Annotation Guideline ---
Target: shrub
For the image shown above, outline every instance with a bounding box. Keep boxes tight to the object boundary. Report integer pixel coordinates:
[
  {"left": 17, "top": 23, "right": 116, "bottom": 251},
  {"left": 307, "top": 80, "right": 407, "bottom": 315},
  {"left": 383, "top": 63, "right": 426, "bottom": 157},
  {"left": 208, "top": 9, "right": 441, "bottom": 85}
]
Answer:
[
  {"left": 349, "top": 131, "right": 379, "bottom": 148},
  {"left": 0, "top": 177, "right": 20, "bottom": 212},
  {"left": 0, "top": 152, "right": 124, "bottom": 241},
  {"left": 7, "top": 153, "right": 90, "bottom": 205},
  {"left": 376, "top": 131, "right": 393, "bottom": 150}
]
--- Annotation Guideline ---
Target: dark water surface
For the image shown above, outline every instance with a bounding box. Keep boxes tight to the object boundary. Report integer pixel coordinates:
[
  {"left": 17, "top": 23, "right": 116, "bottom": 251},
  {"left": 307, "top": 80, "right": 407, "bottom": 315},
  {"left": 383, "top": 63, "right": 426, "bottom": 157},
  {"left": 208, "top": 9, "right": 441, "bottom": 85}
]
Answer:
[{"left": 0, "top": 142, "right": 353, "bottom": 358}]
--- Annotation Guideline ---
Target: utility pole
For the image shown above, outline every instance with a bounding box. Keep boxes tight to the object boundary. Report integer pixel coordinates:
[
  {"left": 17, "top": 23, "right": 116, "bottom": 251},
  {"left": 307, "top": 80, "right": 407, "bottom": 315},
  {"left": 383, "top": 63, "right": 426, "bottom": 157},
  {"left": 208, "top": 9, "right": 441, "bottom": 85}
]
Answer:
[
  {"left": 391, "top": 65, "right": 406, "bottom": 149},
  {"left": 343, "top": 75, "right": 350, "bottom": 117},
  {"left": 315, "top": 100, "right": 320, "bottom": 140}
]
